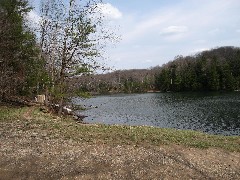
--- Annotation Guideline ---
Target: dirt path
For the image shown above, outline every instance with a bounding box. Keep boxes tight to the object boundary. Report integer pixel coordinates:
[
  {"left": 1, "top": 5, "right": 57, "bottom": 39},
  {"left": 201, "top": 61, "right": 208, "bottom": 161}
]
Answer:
[{"left": 0, "top": 122, "right": 239, "bottom": 179}]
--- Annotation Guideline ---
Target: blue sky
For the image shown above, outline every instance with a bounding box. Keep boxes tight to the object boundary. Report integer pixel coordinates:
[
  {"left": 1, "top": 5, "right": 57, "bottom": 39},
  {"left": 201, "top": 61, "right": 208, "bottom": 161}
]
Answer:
[{"left": 29, "top": 0, "right": 240, "bottom": 70}]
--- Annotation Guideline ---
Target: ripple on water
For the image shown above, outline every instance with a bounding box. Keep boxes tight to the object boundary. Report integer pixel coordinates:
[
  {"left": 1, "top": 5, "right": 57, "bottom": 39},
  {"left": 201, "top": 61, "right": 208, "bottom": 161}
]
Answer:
[{"left": 73, "top": 92, "right": 240, "bottom": 136}]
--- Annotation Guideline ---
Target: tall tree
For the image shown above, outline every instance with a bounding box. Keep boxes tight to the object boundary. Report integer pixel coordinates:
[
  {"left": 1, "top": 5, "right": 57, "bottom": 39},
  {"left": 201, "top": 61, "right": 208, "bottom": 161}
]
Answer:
[{"left": 0, "top": 0, "right": 45, "bottom": 100}]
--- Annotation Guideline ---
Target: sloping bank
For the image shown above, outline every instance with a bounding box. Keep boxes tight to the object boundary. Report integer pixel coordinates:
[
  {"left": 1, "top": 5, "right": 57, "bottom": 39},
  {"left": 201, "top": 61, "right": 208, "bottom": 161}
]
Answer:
[{"left": 0, "top": 105, "right": 240, "bottom": 179}]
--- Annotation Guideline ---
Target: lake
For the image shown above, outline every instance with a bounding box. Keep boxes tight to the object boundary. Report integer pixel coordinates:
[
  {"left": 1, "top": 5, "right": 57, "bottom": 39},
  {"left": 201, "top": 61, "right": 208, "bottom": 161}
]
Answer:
[{"left": 73, "top": 92, "right": 240, "bottom": 136}]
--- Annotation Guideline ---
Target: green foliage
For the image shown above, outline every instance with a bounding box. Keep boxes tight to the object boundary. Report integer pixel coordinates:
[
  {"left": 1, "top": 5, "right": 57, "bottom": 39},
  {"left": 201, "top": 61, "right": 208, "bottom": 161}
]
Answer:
[
  {"left": 155, "top": 47, "right": 240, "bottom": 92},
  {"left": 75, "top": 89, "right": 91, "bottom": 98},
  {"left": 155, "top": 69, "right": 171, "bottom": 92},
  {"left": 98, "top": 82, "right": 111, "bottom": 94},
  {"left": 74, "top": 65, "right": 93, "bottom": 76},
  {"left": 0, "top": 0, "right": 48, "bottom": 98},
  {"left": 49, "top": 84, "right": 67, "bottom": 101}
]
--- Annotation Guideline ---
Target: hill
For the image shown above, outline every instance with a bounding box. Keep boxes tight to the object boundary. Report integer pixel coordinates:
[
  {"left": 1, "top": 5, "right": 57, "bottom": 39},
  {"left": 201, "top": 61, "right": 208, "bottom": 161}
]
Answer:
[
  {"left": 155, "top": 46, "right": 240, "bottom": 92},
  {"left": 70, "top": 46, "right": 240, "bottom": 94}
]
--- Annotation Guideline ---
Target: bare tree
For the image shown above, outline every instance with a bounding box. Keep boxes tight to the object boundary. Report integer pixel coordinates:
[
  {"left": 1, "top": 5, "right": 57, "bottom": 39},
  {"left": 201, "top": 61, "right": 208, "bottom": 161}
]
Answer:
[{"left": 40, "top": 0, "right": 116, "bottom": 114}]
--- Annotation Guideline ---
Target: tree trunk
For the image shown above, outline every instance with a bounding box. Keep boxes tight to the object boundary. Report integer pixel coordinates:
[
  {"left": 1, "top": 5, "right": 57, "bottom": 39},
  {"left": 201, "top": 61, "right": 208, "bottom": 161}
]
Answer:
[{"left": 57, "top": 40, "right": 67, "bottom": 116}]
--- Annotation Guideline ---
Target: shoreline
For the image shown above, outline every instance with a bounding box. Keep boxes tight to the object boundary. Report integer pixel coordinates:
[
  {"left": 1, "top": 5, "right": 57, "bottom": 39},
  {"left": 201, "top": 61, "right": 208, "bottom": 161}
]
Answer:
[
  {"left": 1, "top": 105, "right": 239, "bottom": 150},
  {"left": 1, "top": 105, "right": 240, "bottom": 179}
]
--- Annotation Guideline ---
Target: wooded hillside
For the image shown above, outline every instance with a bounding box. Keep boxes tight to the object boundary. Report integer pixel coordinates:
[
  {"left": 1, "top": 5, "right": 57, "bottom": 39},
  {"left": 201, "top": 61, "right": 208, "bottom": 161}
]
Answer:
[
  {"left": 70, "top": 68, "right": 158, "bottom": 94},
  {"left": 155, "top": 46, "right": 240, "bottom": 92},
  {"left": 71, "top": 46, "right": 240, "bottom": 94}
]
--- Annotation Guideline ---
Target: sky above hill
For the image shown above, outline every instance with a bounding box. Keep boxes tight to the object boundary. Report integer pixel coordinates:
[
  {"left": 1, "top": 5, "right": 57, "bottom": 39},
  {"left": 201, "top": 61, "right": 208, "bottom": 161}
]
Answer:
[{"left": 29, "top": 0, "right": 240, "bottom": 70}]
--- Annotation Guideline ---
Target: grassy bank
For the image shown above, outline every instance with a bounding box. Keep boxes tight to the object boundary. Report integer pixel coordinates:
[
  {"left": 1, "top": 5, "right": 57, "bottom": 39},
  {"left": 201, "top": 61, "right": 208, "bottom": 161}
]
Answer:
[{"left": 0, "top": 105, "right": 239, "bottom": 152}]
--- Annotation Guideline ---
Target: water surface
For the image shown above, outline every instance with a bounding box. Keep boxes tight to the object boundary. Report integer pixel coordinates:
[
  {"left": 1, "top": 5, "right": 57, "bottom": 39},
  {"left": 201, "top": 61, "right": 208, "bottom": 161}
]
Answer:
[{"left": 73, "top": 92, "right": 240, "bottom": 136}]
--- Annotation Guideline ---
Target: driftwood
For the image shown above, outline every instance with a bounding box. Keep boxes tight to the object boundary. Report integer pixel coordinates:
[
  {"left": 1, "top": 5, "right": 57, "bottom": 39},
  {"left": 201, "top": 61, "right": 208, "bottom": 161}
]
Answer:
[
  {"left": 0, "top": 93, "right": 89, "bottom": 125},
  {"left": 1, "top": 95, "right": 88, "bottom": 123},
  {"left": 73, "top": 114, "right": 88, "bottom": 122},
  {"left": 49, "top": 104, "right": 87, "bottom": 122},
  {"left": 50, "top": 104, "right": 72, "bottom": 115}
]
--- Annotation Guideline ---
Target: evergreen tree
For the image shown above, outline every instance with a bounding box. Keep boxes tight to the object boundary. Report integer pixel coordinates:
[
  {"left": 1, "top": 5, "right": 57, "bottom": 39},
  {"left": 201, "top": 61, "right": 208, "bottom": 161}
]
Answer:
[
  {"left": 154, "top": 47, "right": 240, "bottom": 92},
  {"left": 0, "top": 0, "right": 47, "bottom": 100}
]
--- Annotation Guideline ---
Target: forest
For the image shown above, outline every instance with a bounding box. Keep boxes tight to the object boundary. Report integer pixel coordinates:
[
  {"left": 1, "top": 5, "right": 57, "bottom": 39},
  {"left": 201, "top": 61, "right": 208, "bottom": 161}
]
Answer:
[
  {"left": 155, "top": 46, "right": 240, "bottom": 92},
  {"left": 72, "top": 46, "right": 240, "bottom": 94}
]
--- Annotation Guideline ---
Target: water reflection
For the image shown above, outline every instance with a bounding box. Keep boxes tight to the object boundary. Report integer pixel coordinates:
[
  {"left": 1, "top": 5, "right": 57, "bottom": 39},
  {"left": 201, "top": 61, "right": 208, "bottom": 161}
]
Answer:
[{"left": 73, "top": 92, "right": 240, "bottom": 136}]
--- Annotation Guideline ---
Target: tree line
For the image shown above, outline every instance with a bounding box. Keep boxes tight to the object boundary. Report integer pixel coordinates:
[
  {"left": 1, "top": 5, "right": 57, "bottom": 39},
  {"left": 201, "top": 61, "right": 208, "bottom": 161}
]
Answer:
[
  {"left": 155, "top": 46, "right": 240, "bottom": 92},
  {"left": 72, "top": 46, "right": 240, "bottom": 94},
  {"left": 70, "top": 69, "right": 158, "bottom": 94}
]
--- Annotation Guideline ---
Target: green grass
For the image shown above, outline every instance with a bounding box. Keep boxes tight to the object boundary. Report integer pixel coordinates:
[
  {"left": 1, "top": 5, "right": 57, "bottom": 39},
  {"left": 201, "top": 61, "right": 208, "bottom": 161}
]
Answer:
[
  {"left": 0, "top": 105, "right": 239, "bottom": 152},
  {"left": 0, "top": 105, "right": 26, "bottom": 120}
]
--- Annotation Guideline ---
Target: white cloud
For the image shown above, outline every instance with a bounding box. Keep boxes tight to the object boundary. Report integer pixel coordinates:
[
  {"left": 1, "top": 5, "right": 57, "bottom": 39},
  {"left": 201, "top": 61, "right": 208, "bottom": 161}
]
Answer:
[
  {"left": 236, "top": 29, "right": 240, "bottom": 33},
  {"left": 160, "top": 26, "right": 188, "bottom": 35},
  {"left": 27, "top": 10, "right": 41, "bottom": 25},
  {"left": 97, "top": 3, "right": 122, "bottom": 20}
]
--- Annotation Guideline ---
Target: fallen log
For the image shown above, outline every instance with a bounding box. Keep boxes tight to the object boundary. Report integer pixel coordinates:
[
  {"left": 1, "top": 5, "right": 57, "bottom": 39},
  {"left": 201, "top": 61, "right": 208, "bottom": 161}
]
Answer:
[{"left": 72, "top": 114, "right": 88, "bottom": 123}]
